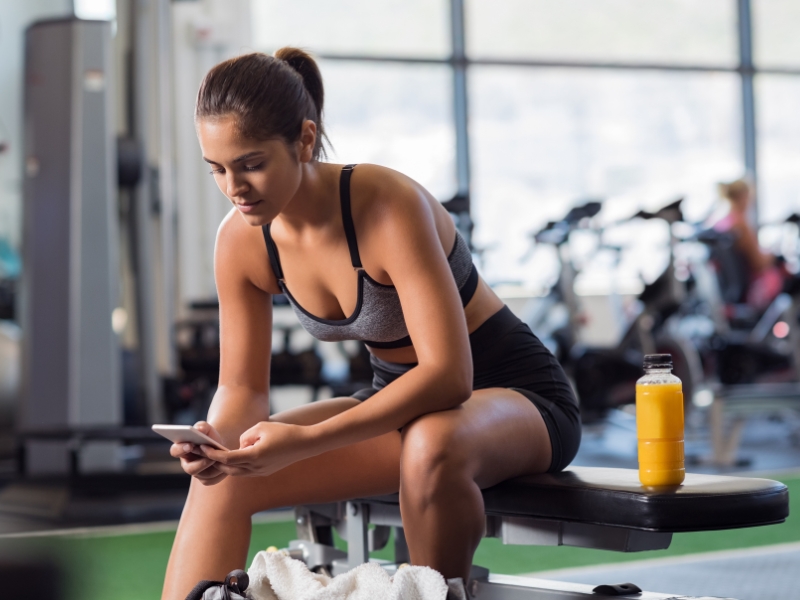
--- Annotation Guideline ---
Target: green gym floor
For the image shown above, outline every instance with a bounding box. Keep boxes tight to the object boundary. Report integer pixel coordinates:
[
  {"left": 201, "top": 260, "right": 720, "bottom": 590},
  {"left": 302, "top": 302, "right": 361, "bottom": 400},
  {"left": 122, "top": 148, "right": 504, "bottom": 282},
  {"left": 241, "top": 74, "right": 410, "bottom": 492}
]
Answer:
[{"left": 1, "top": 473, "right": 797, "bottom": 600}]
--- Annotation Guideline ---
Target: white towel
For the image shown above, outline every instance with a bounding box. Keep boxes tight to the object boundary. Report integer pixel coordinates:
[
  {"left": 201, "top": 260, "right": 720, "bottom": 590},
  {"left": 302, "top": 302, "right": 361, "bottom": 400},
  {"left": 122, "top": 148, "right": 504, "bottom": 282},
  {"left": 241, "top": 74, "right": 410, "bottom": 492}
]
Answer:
[{"left": 246, "top": 550, "right": 448, "bottom": 600}]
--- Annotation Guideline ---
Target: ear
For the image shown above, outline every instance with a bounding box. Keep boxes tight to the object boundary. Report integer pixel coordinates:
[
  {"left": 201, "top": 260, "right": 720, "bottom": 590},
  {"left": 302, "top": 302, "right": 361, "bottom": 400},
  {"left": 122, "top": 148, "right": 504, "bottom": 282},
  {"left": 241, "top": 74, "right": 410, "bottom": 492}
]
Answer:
[{"left": 297, "top": 120, "right": 317, "bottom": 163}]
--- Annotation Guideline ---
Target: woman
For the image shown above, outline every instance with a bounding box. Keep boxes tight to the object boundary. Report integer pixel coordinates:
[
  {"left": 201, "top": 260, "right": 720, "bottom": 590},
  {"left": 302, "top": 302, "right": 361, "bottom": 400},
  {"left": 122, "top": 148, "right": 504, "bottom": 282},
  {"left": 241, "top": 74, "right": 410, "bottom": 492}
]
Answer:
[
  {"left": 714, "top": 179, "right": 782, "bottom": 309},
  {"left": 163, "top": 48, "right": 580, "bottom": 600}
]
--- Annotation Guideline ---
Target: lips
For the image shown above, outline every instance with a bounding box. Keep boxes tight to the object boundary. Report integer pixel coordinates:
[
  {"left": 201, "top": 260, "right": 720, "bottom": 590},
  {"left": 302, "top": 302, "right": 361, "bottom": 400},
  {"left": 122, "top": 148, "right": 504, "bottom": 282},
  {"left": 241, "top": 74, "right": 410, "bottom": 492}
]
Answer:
[{"left": 236, "top": 200, "right": 262, "bottom": 213}]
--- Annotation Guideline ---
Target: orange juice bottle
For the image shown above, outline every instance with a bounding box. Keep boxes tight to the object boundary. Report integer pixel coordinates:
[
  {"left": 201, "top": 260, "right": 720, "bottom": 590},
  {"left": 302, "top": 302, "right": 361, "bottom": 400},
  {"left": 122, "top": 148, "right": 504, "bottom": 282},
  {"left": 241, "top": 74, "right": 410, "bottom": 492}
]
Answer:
[{"left": 636, "top": 354, "right": 685, "bottom": 486}]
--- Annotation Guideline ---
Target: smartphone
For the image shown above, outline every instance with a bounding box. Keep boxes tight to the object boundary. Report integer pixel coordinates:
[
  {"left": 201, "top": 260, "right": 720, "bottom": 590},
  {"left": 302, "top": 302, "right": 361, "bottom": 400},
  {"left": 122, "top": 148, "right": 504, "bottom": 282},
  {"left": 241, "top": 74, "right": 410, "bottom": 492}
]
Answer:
[{"left": 151, "top": 424, "right": 230, "bottom": 451}]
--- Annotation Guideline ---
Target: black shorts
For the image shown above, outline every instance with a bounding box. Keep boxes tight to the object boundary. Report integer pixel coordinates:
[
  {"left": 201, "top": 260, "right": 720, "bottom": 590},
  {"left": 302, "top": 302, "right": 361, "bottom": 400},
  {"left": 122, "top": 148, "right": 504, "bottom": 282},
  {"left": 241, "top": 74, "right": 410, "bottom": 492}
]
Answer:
[{"left": 352, "top": 305, "right": 581, "bottom": 473}]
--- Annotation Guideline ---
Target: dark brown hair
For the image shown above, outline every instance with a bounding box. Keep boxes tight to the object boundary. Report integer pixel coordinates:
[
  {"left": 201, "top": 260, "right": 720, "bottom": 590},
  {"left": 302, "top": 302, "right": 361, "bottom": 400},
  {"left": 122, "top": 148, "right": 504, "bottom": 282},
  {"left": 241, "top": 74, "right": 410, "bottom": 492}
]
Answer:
[{"left": 195, "top": 48, "right": 328, "bottom": 160}]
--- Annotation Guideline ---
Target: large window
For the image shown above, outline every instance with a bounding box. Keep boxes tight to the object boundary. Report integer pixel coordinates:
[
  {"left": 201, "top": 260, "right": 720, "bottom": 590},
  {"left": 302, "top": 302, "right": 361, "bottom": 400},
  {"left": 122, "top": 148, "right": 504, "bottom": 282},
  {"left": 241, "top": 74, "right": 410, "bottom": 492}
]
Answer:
[
  {"left": 753, "top": 0, "right": 800, "bottom": 68},
  {"left": 321, "top": 61, "right": 456, "bottom": 200},
  {"left": 251, "top": 0, "right": 800, "bottom": 286},
  {"left": 251, "top": 0, "right": 450, "bottom": 58},
  {"left": 752, "top": 0, "right": 800, "bottom": 224},
  {"left": 466, "top": 0, "right": 737, "bottom": 66},
  {"left": 756, "top": 75, "right": 800, "bottom": 224},
  {"left": 252, "top": 0, "right": 456, "bottom": 200},
  {"left": 470, "top": 68, "right": 742, "bottom": 284}
]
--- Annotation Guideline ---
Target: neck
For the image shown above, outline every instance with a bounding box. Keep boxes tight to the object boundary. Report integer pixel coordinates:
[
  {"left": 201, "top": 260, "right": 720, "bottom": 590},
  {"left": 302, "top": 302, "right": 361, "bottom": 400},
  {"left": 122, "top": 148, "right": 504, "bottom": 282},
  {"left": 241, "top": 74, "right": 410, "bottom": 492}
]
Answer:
[{"left": 277, "top": 161, "right": 339, "bottom": 234}]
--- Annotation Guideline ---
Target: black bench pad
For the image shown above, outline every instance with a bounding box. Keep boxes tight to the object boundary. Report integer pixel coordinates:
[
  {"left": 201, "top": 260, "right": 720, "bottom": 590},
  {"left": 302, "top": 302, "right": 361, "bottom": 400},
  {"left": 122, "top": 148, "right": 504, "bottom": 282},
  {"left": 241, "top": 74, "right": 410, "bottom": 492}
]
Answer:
[{"left": 361, "top": 467, "right": 789, "bottom": 533}]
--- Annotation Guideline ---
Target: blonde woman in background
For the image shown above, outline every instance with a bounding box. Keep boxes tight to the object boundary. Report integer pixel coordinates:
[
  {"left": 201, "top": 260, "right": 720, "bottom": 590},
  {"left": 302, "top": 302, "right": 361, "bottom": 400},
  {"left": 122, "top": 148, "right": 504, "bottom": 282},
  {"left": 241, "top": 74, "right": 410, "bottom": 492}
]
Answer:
[{"left": 713, "top": 179, "right": 783, "bottom": 309}]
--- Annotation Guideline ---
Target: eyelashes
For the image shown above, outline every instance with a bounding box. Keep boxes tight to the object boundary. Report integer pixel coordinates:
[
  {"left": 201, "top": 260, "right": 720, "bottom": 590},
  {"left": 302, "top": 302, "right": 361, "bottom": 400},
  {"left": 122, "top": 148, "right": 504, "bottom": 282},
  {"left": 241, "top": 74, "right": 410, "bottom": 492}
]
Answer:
[{"left": 208, "top": 163, "right": 263, "bottom": 175}]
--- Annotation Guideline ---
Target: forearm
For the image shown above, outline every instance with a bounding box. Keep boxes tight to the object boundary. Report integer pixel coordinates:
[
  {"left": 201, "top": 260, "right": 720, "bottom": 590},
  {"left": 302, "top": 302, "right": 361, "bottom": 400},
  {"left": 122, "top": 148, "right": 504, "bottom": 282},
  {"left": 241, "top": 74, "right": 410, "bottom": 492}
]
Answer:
[
  {"left": 305, "top": 364, "right": 470, "bottom": 456},
  {"left": 206, "top": 384, "right": 270, "bottom": 448}
]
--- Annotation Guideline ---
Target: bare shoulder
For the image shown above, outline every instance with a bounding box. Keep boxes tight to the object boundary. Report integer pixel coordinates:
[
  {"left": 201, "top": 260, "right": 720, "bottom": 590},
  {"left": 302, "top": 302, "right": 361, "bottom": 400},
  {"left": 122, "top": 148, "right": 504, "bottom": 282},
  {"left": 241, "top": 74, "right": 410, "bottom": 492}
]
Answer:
[
  {"left": 348, "top": 164, "right": 456, "bottom": 276},
  {"left": 215, "top": 208, "right": 279, "bottom": 294},
  {"left": 349, "top": 163, "right": 451, "bottom": 235}
]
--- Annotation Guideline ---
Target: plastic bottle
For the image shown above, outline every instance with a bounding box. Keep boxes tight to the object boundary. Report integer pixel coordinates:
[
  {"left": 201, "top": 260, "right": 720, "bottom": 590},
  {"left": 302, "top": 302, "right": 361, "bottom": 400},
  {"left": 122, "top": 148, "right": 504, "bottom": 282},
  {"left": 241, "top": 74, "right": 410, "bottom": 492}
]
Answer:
[{"left": 636, "top": 353, "right": 685, "bottom": 486}]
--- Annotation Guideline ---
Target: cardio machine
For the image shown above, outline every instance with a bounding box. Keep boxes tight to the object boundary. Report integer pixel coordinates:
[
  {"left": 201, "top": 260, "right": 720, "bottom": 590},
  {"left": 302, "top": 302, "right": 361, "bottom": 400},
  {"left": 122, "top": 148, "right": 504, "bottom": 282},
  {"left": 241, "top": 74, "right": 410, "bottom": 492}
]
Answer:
[
  {"left": 525, "top": 200, "right": 701, "bottom": 421},
  {"left": 284, "top": 467, "right": 788, "bottom": 599}
]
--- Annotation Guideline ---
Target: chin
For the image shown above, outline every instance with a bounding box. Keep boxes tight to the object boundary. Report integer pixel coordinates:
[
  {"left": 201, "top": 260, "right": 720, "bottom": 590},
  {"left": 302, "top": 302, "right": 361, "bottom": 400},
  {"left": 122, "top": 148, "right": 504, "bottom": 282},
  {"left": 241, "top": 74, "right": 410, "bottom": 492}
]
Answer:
[{"left": 240, "top": 212, "right": 271, "bottom": 227}]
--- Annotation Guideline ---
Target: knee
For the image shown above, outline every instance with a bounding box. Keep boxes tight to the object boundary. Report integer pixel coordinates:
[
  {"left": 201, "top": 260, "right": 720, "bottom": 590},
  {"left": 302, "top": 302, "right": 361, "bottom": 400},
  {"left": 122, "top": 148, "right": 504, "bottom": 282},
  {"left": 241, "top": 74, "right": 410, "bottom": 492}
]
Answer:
[
  {"left": 187, "top": 475, "right": 262, "bottom": 519},
  {"left": 400, "top": 416, "right": 472, "bottom": 505}
]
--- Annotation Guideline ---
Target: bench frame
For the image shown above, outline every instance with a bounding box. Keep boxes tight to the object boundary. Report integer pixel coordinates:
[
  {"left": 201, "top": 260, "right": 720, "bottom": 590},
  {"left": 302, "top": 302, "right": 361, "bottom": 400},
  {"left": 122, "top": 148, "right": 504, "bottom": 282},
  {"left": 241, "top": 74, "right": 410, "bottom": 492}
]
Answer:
[{"left": 287, "top": 498, "right": 722, "bottom": 600}]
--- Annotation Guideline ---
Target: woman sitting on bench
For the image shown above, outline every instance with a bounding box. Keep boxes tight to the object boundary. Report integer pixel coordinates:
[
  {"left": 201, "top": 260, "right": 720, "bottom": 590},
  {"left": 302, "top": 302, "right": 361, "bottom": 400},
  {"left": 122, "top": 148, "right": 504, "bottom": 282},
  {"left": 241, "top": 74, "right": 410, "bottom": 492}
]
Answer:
[{"left": 162, "top": 48, "right": 580, "bottom": 600}]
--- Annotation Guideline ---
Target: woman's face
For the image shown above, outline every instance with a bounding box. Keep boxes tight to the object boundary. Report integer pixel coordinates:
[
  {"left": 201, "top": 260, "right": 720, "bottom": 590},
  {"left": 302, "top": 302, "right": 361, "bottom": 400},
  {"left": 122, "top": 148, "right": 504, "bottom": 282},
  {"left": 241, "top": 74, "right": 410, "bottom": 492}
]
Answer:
[{"left": 197, "top": 115, "right": 314, "bottom": 226}]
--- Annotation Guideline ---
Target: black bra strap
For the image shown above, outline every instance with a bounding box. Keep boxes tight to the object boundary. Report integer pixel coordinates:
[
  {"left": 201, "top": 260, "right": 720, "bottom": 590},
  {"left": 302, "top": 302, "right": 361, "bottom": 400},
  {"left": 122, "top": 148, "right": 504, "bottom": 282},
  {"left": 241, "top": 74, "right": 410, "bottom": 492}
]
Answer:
[
  {"left": 262, "top": 223, "right": 285, "bottom": 281},
  {"left": 340, "top": 164, "right": 362, "bottom": 269}
]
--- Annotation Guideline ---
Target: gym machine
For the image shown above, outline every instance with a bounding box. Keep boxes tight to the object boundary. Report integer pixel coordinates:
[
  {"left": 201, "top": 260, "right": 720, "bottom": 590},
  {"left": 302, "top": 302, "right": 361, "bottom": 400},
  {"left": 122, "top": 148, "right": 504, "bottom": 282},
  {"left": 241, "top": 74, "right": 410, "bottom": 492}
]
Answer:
[{"left": 19, "top": 18, "right": 122, "bottom": 475}]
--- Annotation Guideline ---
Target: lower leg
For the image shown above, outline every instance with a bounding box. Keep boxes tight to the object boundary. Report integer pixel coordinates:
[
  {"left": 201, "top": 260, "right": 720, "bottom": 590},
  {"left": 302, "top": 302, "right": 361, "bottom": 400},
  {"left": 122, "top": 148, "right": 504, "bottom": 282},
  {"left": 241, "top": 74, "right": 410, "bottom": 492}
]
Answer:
[
  {"left": 161, "top": 481, "right": 255, "bottom": 600},
  {"left": 398, "top": 390, "right": 553, "bottom": 581},
  {"left": 400, "top": 470, "right": 485, "bottom": 580}
]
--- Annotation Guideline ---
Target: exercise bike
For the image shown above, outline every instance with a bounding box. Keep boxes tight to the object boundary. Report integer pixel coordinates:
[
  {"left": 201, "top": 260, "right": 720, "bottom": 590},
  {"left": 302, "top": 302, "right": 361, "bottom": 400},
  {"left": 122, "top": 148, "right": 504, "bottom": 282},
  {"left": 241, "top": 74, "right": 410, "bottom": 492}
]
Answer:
[{"left": 523, "top": 200, "right": 702, "bottom": 421}]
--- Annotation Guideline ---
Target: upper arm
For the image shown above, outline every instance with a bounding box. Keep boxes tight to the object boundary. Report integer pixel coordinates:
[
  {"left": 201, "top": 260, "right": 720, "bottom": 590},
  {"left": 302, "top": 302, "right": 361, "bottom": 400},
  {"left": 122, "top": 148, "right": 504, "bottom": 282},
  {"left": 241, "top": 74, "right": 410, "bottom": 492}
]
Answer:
[
  {"left": 365, "top": 176, "right": 472, "bottom": 392},
  {"left": 215, "top": 213, "right": 274, "bottom": 395}
]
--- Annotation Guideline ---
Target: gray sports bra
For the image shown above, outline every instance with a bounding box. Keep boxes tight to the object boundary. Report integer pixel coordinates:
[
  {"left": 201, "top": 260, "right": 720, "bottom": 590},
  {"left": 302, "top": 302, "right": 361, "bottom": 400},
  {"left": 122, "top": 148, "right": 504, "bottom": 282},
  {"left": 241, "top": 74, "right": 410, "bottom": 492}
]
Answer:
[{"left": 262, "top": 164, "right": 479, "bottom": 349}]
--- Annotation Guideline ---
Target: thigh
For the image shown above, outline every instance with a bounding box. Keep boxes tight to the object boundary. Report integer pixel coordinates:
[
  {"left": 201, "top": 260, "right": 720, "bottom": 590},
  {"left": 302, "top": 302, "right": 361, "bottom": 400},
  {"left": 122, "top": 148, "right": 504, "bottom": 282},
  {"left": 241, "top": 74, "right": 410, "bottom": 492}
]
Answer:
[
  {"left": 402, "top": 388, "right": 552, "bottom": 489},
  {"left": 186, "top": 397, "right": 402, "bottom": 516}
]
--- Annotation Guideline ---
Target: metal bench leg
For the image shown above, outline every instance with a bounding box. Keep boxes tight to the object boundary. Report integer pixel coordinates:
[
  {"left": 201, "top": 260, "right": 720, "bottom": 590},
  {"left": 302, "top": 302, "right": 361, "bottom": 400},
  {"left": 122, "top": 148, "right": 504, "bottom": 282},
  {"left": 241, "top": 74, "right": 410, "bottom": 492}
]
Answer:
[
  {"left": 394, "top": 526, "right": 410, "bottom": 564},
  {"left": 347, "top": 501, "right": 370, "bottom": 569}
]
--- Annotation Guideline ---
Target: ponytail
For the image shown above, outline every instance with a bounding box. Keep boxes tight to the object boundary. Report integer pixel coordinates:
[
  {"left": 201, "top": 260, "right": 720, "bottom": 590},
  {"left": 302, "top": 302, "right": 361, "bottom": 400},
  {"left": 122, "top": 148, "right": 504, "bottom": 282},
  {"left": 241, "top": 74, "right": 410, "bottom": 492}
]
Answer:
[{"left": 195, "top": 49, "right": 328, "bottom": 160}]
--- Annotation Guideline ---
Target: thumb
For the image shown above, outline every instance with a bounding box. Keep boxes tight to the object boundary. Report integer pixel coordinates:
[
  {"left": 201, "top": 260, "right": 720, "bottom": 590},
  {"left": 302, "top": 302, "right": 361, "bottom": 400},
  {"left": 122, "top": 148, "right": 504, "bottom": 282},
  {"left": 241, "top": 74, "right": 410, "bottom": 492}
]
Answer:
[{"left": 239, "top": 423, "right": 265, "bottom": 449}]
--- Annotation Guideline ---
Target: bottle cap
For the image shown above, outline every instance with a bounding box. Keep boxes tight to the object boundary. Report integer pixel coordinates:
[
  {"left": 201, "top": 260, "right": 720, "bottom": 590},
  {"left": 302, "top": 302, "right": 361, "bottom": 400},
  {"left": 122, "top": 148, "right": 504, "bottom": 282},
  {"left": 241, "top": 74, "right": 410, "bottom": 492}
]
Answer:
[{"left": 643, "top": 353, "right": 672, "bottom": 369}]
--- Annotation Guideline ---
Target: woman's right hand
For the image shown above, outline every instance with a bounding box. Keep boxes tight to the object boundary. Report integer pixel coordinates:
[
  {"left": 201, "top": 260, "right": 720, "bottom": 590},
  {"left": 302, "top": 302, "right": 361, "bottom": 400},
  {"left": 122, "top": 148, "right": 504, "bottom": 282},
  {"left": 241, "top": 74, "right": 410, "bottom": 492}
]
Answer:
[{"left": 170, "top": 421, "right": 229, "bottom": 486}]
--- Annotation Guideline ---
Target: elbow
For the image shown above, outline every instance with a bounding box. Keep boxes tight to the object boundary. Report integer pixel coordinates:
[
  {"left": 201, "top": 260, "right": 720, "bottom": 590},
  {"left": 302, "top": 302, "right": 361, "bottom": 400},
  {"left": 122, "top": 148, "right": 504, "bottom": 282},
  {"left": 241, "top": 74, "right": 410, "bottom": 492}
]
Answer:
[
  {"left": 419, "top": 358, "right": 472, "bottom": 410},
  {"left": 444, "top": 365, "right": 472, "bottom": 409}
]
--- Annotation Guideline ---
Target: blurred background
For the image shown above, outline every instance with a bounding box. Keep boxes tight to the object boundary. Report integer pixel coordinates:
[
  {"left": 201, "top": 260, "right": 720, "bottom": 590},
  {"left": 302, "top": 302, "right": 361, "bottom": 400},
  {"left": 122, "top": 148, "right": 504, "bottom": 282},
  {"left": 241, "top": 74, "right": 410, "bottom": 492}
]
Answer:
[{"left": 1, "top": 1, "right": 800, "bottom": 598}]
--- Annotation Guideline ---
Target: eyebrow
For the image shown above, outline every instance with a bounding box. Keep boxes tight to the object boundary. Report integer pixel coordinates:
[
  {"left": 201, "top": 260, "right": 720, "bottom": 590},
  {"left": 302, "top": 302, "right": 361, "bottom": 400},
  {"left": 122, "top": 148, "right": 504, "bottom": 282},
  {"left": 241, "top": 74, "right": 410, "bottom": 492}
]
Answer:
[{"left": 202, "top": 151, "right": 264, "bottom": 165}]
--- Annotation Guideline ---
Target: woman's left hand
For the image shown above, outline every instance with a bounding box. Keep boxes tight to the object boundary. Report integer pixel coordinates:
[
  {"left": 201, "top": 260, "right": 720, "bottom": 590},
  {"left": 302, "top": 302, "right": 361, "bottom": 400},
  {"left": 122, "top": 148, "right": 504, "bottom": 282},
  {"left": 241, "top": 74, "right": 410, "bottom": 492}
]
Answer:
[{"left": 198, "top": 421, "right": 310, "bottom": 478}]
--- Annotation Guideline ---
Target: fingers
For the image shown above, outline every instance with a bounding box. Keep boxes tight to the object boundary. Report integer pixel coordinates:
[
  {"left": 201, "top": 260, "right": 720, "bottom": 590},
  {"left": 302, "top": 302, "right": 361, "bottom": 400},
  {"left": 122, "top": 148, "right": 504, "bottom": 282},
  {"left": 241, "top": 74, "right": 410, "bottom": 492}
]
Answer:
[
  {"left": 199, "top": 445, "right": 226, "bottom": 463},
  {"left": 239, "top": 423, "right": 264, "bottom": 448},
  {"left": 194, "top": 420, "right": 211, "bottom": 434},
  {"left": 170, "top": 442, "right": 196, "bottom": 459},
  {"left": 195, "top": 421, "right": 225, "bottom": 444},
  {"left": 181, "top": 456, "right": 218, "bottom": 476},
  {"left": 172, "top": 444, "right": 224, "bottom": 478},
  {"left": 201, "top": 446, "right": 255, "bottom": 466},
  {"left": 169, "top": 433, "right": 231, "bottom": 482}
]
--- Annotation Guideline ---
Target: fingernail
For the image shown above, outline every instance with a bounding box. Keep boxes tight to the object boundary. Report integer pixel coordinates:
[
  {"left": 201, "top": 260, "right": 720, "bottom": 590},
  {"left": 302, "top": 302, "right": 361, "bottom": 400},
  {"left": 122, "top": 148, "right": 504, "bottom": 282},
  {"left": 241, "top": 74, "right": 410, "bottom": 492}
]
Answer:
[{"left": 183, "top": 444, "right": 191, "bottom": 452}]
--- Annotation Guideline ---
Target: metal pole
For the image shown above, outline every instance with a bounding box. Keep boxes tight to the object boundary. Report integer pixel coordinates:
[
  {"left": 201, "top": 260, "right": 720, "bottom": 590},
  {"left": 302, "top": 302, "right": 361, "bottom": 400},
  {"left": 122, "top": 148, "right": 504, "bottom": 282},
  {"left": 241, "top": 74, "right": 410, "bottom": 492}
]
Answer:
[
  {"left": 157, "top": 0, "right": 178, "bottom": 377},
  {"left": 346, "top": 502, "right": 370, "bottom": 568},
  {"left": 449, "top": 0, "right": 473, "bottom": 243},
  {"left": 451, "top": 0, "right": 470, "bottom": 200},
  {"left": 131, "top": 0, "right": 164, "bottom": 422},
  {"left": 737, "top": 0, "right": 758, "bottom": 222}
]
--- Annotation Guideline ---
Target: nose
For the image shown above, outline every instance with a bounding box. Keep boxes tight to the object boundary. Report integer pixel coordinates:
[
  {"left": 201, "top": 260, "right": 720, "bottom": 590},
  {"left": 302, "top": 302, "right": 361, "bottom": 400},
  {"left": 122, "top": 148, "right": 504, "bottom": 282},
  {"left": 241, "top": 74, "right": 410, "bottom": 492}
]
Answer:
[{"left": 226, "top": 173, "right": 249, "bottom": 199}]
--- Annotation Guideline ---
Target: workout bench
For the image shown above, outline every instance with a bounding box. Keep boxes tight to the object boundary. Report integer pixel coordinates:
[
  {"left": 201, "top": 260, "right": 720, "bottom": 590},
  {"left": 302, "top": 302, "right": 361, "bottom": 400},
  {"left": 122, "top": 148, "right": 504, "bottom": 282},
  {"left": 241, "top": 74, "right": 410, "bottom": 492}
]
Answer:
[{"left": 285, "top": 466, "right": 788, "bottom": 599}]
